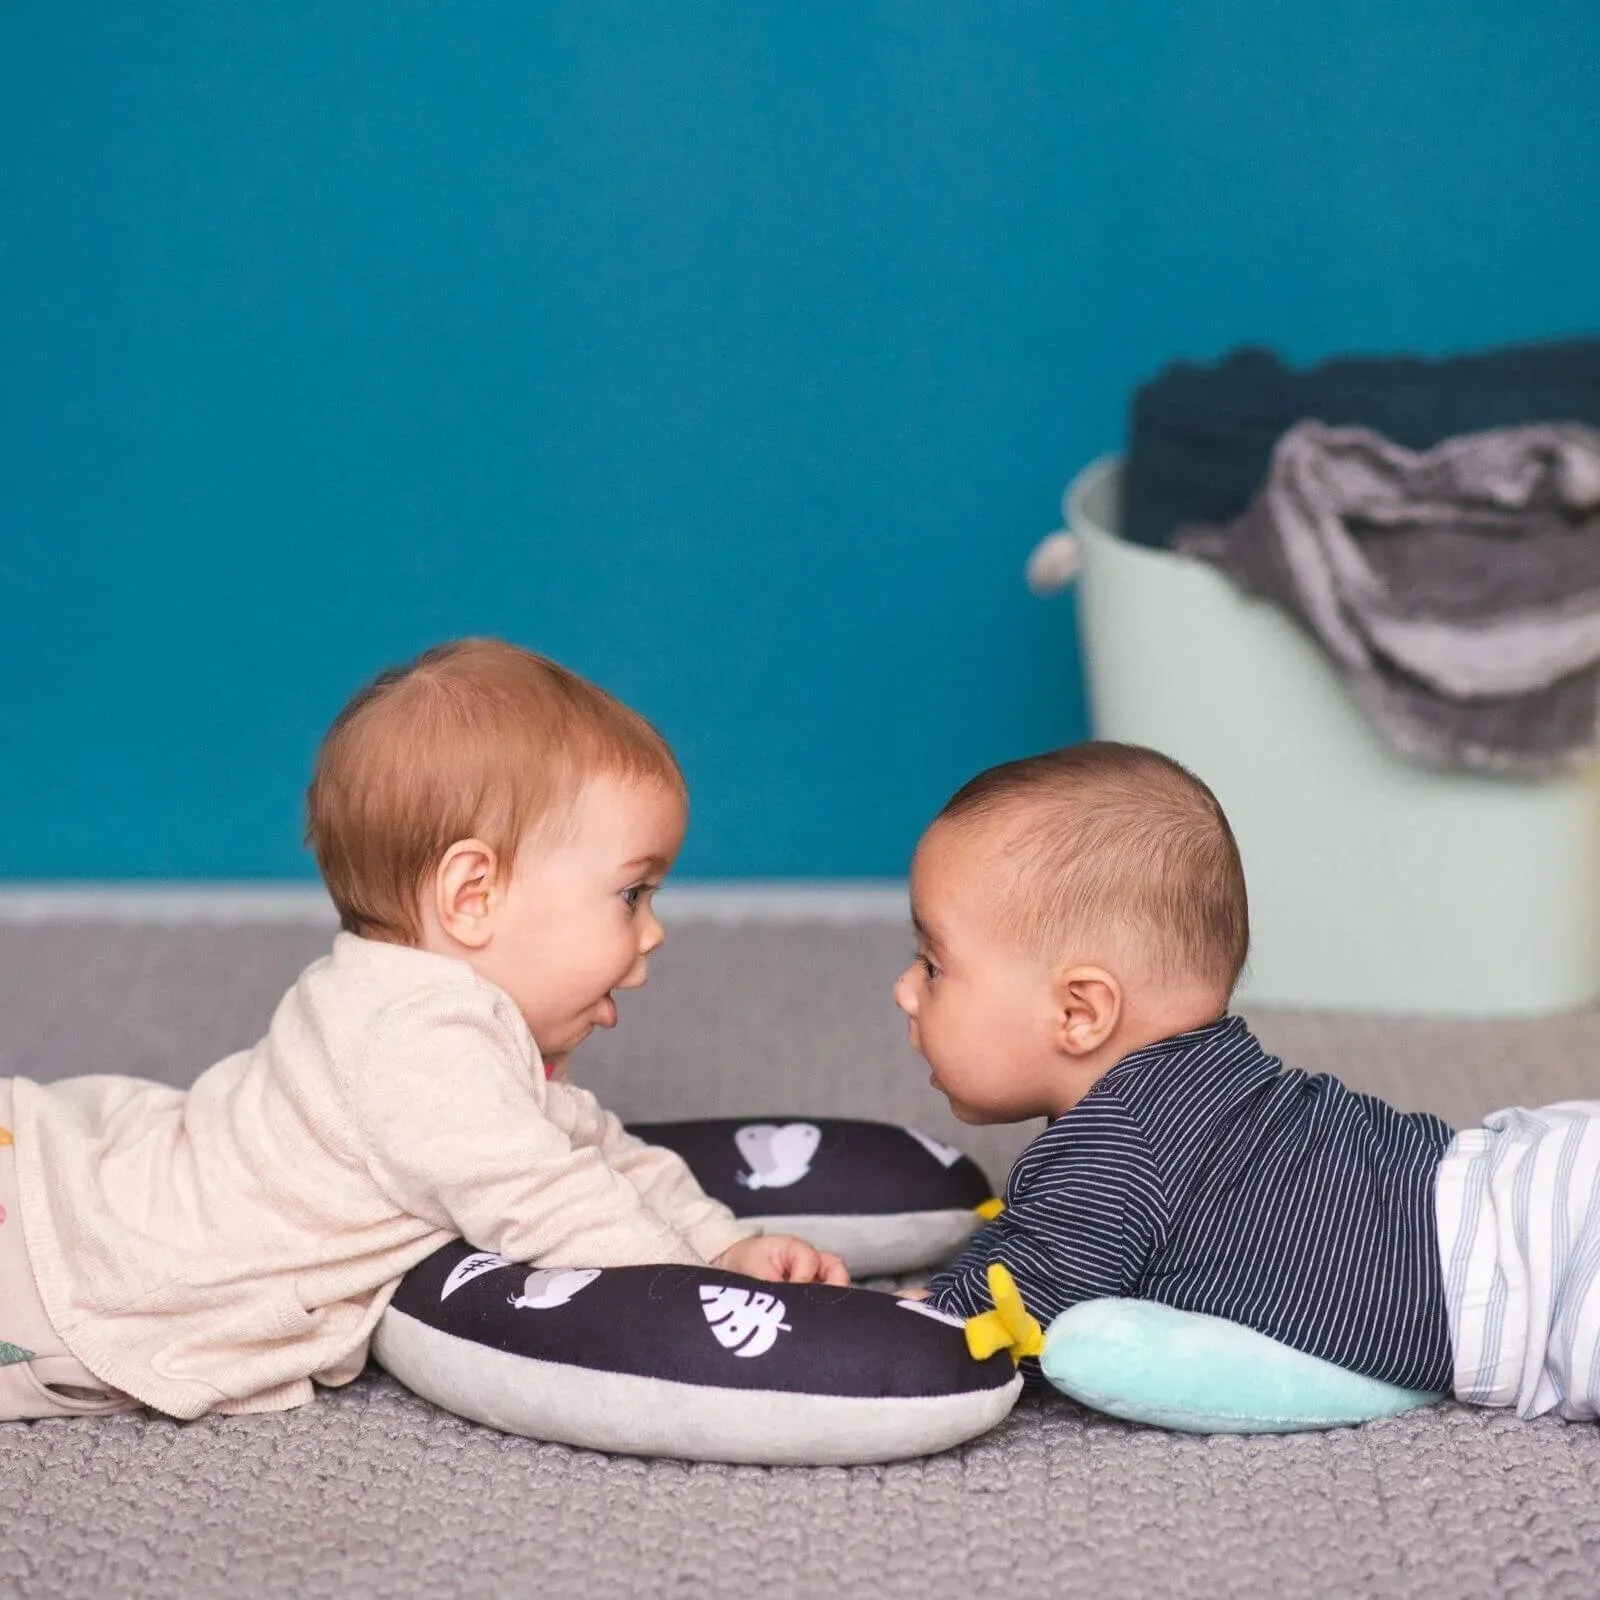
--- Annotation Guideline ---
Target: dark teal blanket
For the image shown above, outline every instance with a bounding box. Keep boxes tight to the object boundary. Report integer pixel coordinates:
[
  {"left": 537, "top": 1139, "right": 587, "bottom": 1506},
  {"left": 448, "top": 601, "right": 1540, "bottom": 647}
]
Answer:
[{"left": 1124, "top": 338, "right": 1600, "bottom": 549}]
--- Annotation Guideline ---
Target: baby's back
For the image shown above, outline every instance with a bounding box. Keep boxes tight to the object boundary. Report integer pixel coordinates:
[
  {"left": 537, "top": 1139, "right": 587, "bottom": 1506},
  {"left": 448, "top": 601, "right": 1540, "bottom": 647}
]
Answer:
[
  {"left": 8, "top": 934, "right": 505, "bottom": 1416},
  {"left": 1134, "top": 1029, "right": 1454, "bottom": 1391}
]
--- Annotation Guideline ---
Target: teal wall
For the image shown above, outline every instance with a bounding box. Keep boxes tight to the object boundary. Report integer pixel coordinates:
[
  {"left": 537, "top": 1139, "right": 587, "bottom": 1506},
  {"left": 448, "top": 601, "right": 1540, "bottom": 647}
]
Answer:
[{"left": 2, "top": 3, "right": 1596, "bottom": 878}]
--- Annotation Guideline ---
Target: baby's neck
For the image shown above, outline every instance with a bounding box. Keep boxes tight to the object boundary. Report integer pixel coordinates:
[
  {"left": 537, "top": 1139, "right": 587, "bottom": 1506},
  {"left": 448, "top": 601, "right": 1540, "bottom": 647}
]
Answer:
[
  {"left": 1123, "top": 987, "right": 1229, "bottom": 1054},
  {"left": 1052, "top": 988, "right": 1229, "bottom": 1116}
]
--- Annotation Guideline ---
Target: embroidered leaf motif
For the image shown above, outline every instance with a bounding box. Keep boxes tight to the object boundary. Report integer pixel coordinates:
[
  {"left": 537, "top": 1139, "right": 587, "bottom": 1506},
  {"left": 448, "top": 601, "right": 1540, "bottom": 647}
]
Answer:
[
  {"left": 439, "top": 1251, "right": 513, "bottom": 1302},
  {"left": 0, "top": 1341, "right": 35, "bottom": 1367},
  {"left": 698, "top": 1284, "right": 792, "bottom": 1358}
]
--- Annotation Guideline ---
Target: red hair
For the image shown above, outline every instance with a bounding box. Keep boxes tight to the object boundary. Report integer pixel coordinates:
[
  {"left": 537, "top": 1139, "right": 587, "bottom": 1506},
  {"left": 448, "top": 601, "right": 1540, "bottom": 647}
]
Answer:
[{"left": 306, "top": 638, "right": 684, "bottom": 943}]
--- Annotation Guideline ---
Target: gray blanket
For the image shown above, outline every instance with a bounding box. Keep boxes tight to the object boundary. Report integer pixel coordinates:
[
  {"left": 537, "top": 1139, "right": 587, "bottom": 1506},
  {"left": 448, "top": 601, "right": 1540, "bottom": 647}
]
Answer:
[
  {"left": 1174, "top": 421, "right": 1600, "bottom": 772},
  {"left": 1123, "top": 339, "right": 1600, "bottom": 549}
]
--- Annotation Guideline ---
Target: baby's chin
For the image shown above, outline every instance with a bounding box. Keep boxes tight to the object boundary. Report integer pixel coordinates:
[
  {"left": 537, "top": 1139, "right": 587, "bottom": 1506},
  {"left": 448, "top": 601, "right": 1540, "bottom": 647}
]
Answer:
[
  {"left": 934, "top": 1087, "right": 994, "bottom": 1126},
  {"left": 938, "top": 1085, "right": 1044, "bottom": 1127},
  {"left": 927, "top": 1063, "right": 1026, "bottom": 1125}
]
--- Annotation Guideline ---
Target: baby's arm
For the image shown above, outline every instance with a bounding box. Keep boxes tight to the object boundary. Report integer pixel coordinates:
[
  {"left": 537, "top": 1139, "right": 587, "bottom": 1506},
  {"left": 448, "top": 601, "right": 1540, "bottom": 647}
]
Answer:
[
  {"left": 358, "top": 995, "right": 713, "bottom": 1269},
  {"left": 584, "top": 1098, "right": 848, "bottom": 1284},
  {"left": 925, "top": 1100, "right": 1166, "bottom": 1345},
  {"left": 570, "top": 1086, "right": 755, "bottom": 1263}
]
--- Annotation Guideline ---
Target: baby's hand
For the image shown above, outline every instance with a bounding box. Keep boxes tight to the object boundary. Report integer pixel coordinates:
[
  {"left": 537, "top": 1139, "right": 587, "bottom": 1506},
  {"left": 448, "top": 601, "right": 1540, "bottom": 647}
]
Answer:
[{"left": 713, "top": 1234, "right": 850, "bottom": 1286}]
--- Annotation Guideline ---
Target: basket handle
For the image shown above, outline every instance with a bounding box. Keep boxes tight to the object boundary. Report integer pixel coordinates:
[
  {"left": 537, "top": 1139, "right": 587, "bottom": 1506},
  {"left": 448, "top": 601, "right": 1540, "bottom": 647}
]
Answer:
[{"left": 1024, "top": 530, "right": 1080, "bottom": 595}]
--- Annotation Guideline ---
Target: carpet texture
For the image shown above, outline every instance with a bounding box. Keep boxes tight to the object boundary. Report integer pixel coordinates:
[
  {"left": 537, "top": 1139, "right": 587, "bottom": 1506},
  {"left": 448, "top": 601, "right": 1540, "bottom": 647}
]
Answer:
[{"left": 4, "top": 918, "right": 1600, "bottom": 1599}]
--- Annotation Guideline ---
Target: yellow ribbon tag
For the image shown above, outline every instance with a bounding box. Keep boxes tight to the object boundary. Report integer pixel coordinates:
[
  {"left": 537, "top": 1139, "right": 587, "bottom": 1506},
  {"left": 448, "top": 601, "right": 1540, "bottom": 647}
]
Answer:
[
  {"left": 974, "top": 1197, "right": 1005, "bottom": 1220},
  {"left": 0, "top": 1126, "right": 12, "bottom": 1148},
  {"left": 963, "top": 1262, "right": 1044, "bottom": 1365}
]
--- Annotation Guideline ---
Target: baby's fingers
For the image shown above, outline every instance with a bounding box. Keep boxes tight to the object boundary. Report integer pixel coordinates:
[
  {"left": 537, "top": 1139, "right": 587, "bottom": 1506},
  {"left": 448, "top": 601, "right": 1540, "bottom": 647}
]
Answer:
[
  {"left": 817, "top": 1251, "right": 850, "bottom": 1287},
  {"left": 806, "top": 1248, "right": 844, "bottom": 1286},
  {"left": 778, "top": 1239, "right": 850, "bottom": 1286},
  {"left": 778, "top": 1238, "right": 822, "bottom": 1282}
]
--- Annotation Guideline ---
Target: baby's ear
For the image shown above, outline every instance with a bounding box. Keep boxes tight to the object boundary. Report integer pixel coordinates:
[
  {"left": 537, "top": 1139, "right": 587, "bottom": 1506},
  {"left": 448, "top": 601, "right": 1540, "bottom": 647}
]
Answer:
[
  {"left": 433, "top": 838, "right": 501, "bottom": 949},
  {"left": 1050, "top": 965, "right": 1122, "bottom": 1057}
]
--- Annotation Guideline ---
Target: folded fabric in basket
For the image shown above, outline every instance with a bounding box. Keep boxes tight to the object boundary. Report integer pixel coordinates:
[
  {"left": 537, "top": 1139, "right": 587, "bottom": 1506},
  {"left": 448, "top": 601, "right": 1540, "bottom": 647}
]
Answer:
[
  {"left": 1125, "top": 340, "right": 1600, "bottom": 549},
  {"left": 1173, "top": 421, "right": 1600, "bottom": 773}
]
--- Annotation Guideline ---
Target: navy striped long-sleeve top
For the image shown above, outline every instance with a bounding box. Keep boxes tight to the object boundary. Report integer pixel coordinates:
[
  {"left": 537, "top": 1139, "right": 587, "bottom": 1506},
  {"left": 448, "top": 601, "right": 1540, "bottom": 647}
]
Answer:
[{"left": 926, "top": 1015, "right": 1456, "bottom": 1392}]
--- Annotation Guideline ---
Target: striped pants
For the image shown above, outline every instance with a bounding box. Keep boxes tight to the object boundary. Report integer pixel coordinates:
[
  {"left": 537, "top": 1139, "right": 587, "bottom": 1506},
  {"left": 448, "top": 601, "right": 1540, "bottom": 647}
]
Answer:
[{"left": 1436, "top": 1102, "right": 1600, "bottom": 1420}]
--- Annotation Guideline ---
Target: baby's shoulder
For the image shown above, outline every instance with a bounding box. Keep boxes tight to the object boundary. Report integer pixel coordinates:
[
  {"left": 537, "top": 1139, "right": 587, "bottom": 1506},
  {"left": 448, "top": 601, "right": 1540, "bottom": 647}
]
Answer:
[
  {"left": 1061, "top": 1072, "right": 1161, "bottom": 1136},
  {"left": 300, "top": 938, "right": 526, "bottom": 1056},
  {"left": 1013, "top": 1088, "right": 1160, "bottom": 1181},
  {"left": 367, "top": 975, "right": 526, "bottom": 1048}
]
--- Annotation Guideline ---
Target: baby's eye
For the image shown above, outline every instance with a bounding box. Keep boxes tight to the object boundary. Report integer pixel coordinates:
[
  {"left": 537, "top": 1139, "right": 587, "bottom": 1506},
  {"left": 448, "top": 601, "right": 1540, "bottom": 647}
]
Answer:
[
  {"left": 620, "top": 884, "right": 643, "bottom": 910},
  {"left": 918, "top": 953, "right": 941, "bottom": 981}
]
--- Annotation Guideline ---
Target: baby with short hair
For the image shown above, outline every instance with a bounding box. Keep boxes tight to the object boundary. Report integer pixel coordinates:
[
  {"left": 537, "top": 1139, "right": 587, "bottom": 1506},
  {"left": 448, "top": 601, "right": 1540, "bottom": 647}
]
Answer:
[
  {"left": 900, "top": 742, "right": 1600, "bottom": 1421},
  {"left": 0, "top": 639, "right": 844, "bottom": 1423}
]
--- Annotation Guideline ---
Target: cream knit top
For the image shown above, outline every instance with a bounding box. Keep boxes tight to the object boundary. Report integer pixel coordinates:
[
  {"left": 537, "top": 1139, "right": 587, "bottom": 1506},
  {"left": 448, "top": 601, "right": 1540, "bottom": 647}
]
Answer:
[{"left": 10, "top": 933, "right": 753, "bottom": 1418}]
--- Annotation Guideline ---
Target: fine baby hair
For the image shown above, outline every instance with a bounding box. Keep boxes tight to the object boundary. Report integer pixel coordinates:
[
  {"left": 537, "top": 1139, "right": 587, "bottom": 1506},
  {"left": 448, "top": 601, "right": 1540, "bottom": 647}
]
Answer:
[
  {"left": 305, "top": 637, "right": 685, "bottom": 944},
  {"left": 934, "top": 740, "right": 1250, "bottom": 998}
]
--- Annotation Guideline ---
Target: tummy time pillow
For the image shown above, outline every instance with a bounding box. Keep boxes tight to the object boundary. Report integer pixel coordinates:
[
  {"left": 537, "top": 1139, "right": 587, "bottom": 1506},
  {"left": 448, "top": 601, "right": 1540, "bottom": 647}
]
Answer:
[
  {"left": 1038, "top": 1295, "right": 1443, "bottom": 1434},
  {"left": 374, "top": 1239, "right": 1022, "bottom": 1464},
  {"left": 628, "top": 1117, "right": 997, "bottom": 1276},
  {"left": 965, "top": 1266, "right": 1442, "bottom": 1434}
]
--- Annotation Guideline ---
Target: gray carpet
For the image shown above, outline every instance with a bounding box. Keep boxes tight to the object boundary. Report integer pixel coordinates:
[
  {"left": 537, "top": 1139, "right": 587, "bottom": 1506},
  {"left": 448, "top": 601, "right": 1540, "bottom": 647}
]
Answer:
[{"left": 5, "top": 917, "right": 1600, "bottom": 1599}]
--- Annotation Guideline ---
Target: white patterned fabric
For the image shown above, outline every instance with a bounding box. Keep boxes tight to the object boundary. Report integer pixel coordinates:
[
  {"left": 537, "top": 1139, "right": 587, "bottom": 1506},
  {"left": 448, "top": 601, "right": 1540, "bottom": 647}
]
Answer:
[{"left": 1436, "top": 1101, "right": 1600, "bottom": 1419}]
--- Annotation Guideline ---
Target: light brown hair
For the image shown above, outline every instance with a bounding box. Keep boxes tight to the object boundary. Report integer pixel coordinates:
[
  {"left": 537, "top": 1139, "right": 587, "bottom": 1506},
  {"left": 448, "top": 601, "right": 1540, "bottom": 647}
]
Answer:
[
  {"left": 934, "top": 742, "right": 1249, "bottom": 997},
  {"left": 306, "top": 638, "right": 685, "bottom": 943}
]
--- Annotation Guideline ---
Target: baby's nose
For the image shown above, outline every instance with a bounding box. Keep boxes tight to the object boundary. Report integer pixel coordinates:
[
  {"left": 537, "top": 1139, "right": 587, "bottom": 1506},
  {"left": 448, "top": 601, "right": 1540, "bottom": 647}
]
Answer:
[
  {"left": 617, "top": 958, "right": 649, "bottom": 990},
  {"left": 893, "top": 967, "right": 918, "bottom": 1016}
]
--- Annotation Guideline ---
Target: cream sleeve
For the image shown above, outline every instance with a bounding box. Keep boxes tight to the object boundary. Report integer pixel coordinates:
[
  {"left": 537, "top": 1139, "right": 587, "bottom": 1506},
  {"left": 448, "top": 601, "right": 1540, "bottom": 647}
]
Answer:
[
  {"left": 355, "top": 993, "right": 706, "bottom": 1268},
  {"left": 555, "top": 1083, "right": 759, "bottom": 1263}
]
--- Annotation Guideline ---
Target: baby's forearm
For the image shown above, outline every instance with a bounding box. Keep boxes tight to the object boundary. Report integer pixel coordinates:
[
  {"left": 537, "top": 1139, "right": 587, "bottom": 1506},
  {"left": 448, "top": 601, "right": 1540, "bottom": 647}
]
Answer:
[
  {"left": 502, "top": 1200, "right": 702, "bottom": 1270},
  {"left": 485, "top": 1149, "right": 751, "bottom": 1267},
  {"left": 588, "top": 1103, "right": 756, "bottom": 1260},
  {"left": 398, "top": 1140, "right": 709, "bottom": 1270}
]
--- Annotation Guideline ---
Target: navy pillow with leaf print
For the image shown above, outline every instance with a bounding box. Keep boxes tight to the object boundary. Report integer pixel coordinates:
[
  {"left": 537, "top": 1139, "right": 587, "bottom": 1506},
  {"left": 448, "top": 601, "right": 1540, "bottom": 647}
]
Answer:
[
  {"left": 373, "top": 1240, "right": 1022, "bottom": 1464},
  {"left": 627, "top": 1116, "right": 998, "bottom": 1276}
]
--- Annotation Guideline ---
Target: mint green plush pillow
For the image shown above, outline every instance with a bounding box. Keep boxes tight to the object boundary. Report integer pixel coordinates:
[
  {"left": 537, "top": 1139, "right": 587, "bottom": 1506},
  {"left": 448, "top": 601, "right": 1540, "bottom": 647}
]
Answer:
[{"left": 1039, "top": 1298, "right": 1443, "bottom": 1433}]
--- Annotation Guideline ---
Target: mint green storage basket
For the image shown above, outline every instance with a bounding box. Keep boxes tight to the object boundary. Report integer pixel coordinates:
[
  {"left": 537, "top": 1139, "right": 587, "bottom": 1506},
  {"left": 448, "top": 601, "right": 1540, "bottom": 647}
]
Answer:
[{"left": 1046, "top": 456, "right": 1600, "bottom": 1018}]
